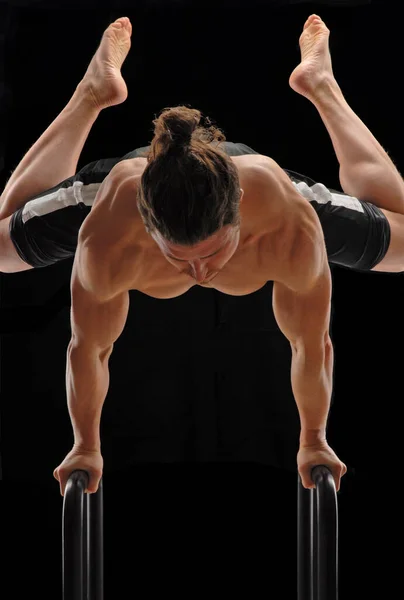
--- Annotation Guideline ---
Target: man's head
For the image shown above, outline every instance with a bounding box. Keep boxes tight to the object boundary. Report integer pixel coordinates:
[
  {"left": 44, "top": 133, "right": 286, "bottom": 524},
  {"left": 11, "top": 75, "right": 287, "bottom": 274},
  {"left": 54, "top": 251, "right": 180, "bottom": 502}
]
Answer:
[
  {"left": 152, "top": 221, "right": 242, "bottom": 283},
  {"left": 136, "top": 105, "right": 244, "bottom": 282}
]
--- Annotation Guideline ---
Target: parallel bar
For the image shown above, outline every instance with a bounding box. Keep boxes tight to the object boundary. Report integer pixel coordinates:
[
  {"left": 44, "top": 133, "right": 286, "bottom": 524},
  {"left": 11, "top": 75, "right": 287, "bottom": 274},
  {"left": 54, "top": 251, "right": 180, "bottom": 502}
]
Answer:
[
  {"left": 315, "top": 467, "right": 338, "bottom": 600},
  {"left": 297, "top": 480, "right": 313, "bottom": 600},
  {"left": 89, "top": 479, "right": 104, "bottom": 599},
  {"left": 62, "top": 470, "right": 104, "bottom": 600},
  {"left": 297, "top": 465, "right": 338, "bottom": 600}
]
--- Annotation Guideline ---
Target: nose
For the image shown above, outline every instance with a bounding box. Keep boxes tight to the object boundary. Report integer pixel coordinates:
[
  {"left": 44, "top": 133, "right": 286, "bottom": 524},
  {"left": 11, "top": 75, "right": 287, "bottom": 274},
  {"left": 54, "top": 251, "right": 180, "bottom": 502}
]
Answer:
[{"left": 190, "top": 261, "right": 208, "bottom": 282}]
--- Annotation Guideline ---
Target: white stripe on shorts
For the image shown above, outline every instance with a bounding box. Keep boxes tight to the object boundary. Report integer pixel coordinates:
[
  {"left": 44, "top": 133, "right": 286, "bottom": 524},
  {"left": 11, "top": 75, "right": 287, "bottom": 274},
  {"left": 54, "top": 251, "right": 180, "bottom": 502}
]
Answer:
[
  {"left": 20, "top": 177, "right": 364, "bottom": 226},
  {"left": 21, "top": 180, "right": 101, "bottom": 224},
  {"left": 292, "top": 180, "right": 365, "bottom": 214}
]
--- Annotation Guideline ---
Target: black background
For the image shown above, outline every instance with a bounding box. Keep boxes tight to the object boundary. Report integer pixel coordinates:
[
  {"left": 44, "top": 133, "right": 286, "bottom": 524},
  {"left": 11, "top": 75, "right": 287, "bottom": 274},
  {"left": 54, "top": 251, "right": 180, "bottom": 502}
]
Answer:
[{"left": 0, "top": 1, "right": 402, "bottom": 598}]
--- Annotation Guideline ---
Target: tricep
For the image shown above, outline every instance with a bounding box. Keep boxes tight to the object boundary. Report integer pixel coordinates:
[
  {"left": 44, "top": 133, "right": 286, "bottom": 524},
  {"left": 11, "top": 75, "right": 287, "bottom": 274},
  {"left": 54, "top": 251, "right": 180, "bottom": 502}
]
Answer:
[
  {"left": 69, "top": 242, "right": 130, "bottom": 355},
  {"left": 272, "top": 237, "right": 333, "bottom": 349}
]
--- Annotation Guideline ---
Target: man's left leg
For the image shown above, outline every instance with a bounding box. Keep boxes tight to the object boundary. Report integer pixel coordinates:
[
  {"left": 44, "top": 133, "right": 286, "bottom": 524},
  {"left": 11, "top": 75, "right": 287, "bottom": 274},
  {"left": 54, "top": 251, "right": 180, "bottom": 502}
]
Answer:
[
  {"left": 0, "top": 17, "right": 132, "bottom": 221},
  {"left": 290, "top": 15, "right": 404, "bottom": 272}
]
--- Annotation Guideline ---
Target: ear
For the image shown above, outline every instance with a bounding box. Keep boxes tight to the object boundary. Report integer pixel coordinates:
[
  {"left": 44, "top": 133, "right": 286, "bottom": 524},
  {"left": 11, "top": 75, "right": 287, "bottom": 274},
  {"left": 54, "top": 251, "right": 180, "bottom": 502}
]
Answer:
[{"left": 239, "top": 188, "right": 245, "bottom": 203}]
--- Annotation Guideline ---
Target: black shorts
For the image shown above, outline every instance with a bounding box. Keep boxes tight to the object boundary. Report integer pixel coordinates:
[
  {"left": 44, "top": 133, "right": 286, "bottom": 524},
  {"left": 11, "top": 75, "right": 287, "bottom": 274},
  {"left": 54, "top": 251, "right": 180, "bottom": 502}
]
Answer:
[{"left": 9, "top": 141, "right": 390, "bottom": 271}]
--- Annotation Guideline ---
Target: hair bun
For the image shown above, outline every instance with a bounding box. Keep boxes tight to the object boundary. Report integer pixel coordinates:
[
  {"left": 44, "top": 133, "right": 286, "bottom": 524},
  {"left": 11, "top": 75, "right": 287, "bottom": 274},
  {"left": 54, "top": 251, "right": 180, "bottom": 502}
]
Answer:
[
  {"left": 170, "top": 127, "right": 192, "bottom": 146},
  {"left": 146, "top": 104, "right": 227, "bottom": 161},
  {"left": 153, "top": 106, "right": 201, "bottom": 152}
]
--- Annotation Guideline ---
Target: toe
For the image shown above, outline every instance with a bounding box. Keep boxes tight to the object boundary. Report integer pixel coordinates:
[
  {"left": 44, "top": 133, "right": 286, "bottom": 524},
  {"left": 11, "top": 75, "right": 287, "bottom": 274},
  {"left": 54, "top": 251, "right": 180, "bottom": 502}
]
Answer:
[
  {"left": 304, "top": 16, "right": 315, "bottom": 30},
  {"left": 113, "top": 17, "right": 131, "bottom": 33},
  {"left": 304, "top": 14, "right": 322, "bottom": 29}
]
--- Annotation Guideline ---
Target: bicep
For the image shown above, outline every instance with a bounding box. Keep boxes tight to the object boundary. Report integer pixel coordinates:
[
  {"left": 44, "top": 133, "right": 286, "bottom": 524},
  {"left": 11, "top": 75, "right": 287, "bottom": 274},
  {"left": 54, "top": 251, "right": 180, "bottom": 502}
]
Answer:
[
  {"left": 70, "top": 247, "right": 130, "bottom": 354},
  {"left": 272, "top": 254, "right": 332, "bottom": 348}
]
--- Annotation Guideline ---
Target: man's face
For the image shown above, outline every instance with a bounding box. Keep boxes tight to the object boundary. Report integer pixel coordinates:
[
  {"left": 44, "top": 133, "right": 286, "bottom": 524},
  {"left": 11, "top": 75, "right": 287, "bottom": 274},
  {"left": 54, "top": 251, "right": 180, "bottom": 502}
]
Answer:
[{"left": 152, "top": 223, "right": 241, "bottom": 284}]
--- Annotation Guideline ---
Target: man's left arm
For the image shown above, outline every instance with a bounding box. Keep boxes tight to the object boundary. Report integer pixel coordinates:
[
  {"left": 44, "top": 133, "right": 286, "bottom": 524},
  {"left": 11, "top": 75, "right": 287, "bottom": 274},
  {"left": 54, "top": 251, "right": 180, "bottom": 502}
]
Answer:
[
  {"left": 250, "top": 159, "right": 335, "bottom": 442},
  {"left": 272, "top": 231, "right": 334, "bottom": 447},
  {"left": 254, "top": 159, "right": 347, "bottom": 489}
]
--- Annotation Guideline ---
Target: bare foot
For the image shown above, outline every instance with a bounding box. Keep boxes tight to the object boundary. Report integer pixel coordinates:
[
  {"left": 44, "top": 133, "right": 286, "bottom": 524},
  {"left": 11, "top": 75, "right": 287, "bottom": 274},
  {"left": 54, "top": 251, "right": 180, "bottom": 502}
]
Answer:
[
  {"left": 289, "top": 15, "right": 335, "bottom": 101},
  {"left": 80, "top": 17, "right": 132, "bottom": 110}
]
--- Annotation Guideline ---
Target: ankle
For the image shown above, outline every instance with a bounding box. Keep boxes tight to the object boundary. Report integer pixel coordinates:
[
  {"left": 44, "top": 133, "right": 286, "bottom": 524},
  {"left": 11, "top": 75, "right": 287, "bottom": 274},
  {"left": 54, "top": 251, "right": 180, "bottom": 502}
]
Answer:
[
  {"left": 71, "top": 81, "right": 103, "bottom": 114},
  {"left": 309, "top": 76, "right": 343, "bottom": 106}
]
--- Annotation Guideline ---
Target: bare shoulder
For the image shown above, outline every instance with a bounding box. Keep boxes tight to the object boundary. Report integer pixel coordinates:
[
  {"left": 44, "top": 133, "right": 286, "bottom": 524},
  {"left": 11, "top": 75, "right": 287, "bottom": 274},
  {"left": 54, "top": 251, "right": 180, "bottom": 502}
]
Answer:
[
  {"left": 76, "top": 159, "right": 145, "bottom": 299},
  {"left": 232, "top": 153, "right": 307, "bottom": 213},
  {"left": 247, "top": 155, "right": 327, "bottom": 292},
  {"left": 232, "top": 152, "right": 290, "bottom": 182},
  {"left": 117, "top": 156, "right": 147, "bottom": 177},
  {"left": 80, "top": 158, "right": 143, "bottom": 237}
]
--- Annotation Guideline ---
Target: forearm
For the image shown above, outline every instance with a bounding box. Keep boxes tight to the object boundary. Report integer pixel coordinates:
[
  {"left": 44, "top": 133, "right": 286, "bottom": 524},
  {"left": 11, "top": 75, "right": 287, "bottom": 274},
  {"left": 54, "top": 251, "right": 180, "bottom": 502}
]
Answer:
[
  {"left": 290, "top": 339, "right": 334, "bottom": 446},
  {"left": 66, "top": 341, "right": 111, "bottom": 451}
]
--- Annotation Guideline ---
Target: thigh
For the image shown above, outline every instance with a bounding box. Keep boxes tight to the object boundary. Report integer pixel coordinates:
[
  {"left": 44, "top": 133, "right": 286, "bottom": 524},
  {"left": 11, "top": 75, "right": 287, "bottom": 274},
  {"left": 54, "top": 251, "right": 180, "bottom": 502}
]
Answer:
[
  {"left": 285, "top": 172, "right": 391, "bottom": 272},
  {"left": 8, "top": 154, "right": 126, "bottom": 268},
  {"left": 0, "top": 215, "right": 34, "bottom": 272},
  {"left": 371, "top": 208, "right": 404, "bottom": 273}
]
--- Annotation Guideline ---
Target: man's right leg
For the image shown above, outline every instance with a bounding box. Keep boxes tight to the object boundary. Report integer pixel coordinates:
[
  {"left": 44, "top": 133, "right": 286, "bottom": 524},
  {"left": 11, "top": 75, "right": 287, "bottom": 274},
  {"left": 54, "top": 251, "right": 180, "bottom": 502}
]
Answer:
[
  {"left": 0, "top": 88, "right": 101, "bottom": 222},
  {"left": 0, "top": 217, "right": 33, "bottom": 272},
  {"left": 0, "top": 17, "right": 132, "bottom": 272}
]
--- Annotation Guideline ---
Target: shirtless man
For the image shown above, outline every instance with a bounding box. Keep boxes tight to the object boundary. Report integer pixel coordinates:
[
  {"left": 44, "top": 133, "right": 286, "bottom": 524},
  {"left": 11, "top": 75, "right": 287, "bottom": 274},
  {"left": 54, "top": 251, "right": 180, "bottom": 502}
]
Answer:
[{"left": 1, "top": 16, "right": 403, "bottom": 496}]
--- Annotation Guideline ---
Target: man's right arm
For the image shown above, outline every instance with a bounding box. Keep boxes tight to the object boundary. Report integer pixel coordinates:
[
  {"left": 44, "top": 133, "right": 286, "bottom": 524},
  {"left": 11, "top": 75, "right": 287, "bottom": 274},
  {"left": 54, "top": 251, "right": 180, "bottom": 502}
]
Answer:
[{"left": 67, "top": 235, "right": 130, "bottom": 451}]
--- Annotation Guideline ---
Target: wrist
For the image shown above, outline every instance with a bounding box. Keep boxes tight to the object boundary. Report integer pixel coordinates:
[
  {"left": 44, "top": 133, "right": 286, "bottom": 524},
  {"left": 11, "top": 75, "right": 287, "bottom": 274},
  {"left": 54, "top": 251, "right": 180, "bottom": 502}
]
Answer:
[
  {"left": 300, "top": 429, "right": 327, "bottom": 447},
  {"left": 74, "top": 439, "right": 101, "bottom": 453}
]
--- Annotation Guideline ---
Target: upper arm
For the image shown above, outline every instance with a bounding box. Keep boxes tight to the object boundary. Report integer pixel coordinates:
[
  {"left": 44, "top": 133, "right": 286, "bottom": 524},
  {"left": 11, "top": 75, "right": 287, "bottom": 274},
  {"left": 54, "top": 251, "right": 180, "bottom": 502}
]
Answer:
[
  {"left": 68, "top": 161, "right": 138, "bottom": 353},
  {"left": 272, "top": 248, "right": 332, "bottom": 348},
  {"left": 70, "top": 240, "right": 130, "bottom": 356},
  {"left": 251, "top": 158, "right": 332, "bottom": 348}
]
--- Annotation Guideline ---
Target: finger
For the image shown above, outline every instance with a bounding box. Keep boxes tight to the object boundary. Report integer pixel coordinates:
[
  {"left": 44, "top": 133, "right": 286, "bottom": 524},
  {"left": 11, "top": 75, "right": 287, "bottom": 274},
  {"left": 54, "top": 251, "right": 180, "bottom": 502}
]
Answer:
[
  {"left": 302, "top": 474, "right": 315, "bottom": 489},
  {"left": 88, "top": 478, "right": 100, "bottom": 494},
  {"left": 84, "top": 478, "right": 94, "bottom": 494},
  {"left": 89, "top": 470, "right": 103, "bottom": 493}
]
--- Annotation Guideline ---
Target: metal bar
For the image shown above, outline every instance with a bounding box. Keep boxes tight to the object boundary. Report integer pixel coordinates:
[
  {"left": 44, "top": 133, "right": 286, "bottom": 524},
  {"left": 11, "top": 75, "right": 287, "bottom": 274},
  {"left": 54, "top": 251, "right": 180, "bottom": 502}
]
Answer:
[
  {"left": 62, "top": 470, "right": 104, "bottom": 600},
  {"left": 314, "top": 467, "right": 338, "bottom": 600},
  {"left": 297, "top": 465, "right": 338, "bottom": 600},
  {"left": 89, "top": 479, "right": 104, "bottom": 599},
  {"left": 297, "top": 476, "right": 314, "bottom": 600}
]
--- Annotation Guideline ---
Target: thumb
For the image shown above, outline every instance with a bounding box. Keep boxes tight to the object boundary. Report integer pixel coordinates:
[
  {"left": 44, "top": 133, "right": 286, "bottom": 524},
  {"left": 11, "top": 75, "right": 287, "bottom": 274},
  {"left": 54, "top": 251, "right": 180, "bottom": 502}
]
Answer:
[
  {"left": 300, "top": 469, "right": 315, "bottom": 490},
  {"left": 58, "top": 474, "right": 68, "bottom": 497},
  {"left": 54, "top": 468, "right": 79, "bottom": 496},
  {"left": 53, "top": 467, "right": 66, "bottom": 494}
]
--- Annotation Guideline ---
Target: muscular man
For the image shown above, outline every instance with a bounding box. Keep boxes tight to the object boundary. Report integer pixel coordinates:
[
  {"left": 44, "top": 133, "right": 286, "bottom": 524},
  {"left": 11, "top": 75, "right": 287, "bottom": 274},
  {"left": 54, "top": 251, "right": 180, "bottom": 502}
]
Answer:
[{"left": 1, "top": 16, "right": 403, "bottom": 495}]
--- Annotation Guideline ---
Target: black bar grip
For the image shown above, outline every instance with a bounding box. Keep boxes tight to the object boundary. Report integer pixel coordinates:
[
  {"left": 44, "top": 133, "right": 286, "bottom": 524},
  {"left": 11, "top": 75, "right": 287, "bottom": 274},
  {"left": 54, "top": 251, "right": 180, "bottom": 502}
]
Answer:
[
  {"left": 62, "top": 470, "right": 104, "bottom": 600},
  {"left": 297, "top": 465, "right": 338, "bottom": 600}
]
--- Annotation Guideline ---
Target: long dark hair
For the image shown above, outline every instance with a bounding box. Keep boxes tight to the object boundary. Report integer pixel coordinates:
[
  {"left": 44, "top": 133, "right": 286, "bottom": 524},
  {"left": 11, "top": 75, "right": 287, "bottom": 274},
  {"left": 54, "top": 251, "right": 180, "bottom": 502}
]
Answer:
[{"left": 137, "top": 105, "right": 242, "bottom": 246}]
